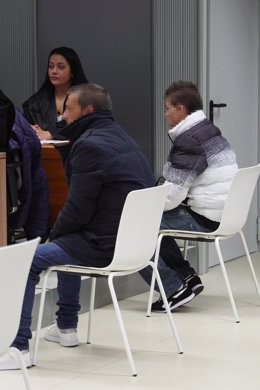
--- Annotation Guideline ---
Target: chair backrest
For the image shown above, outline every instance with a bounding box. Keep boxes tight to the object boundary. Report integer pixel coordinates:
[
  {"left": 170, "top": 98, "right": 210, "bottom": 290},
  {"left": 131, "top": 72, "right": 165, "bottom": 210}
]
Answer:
[
  {"left": 0, "top": 237, "right": 40, "bottom": 356},
  {"left": 215, "top": 164, "right": 260, "bottom": 235},
  {"left": 106, "top": 185, "right": 170, "bottom": 271}
]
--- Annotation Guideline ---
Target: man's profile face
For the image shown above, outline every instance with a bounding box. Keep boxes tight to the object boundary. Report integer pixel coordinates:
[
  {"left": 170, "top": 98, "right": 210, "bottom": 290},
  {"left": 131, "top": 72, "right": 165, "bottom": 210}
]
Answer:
[
  {"left": 63, "top": 92, "right": 87, "bottom": 125},
  {"left": 164, "top": 97, "right": 187, "bottom": 128}
]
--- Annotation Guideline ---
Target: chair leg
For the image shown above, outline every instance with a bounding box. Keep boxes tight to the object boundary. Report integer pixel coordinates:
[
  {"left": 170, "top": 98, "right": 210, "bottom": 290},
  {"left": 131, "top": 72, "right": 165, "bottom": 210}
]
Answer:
[
  {"left": 108, "top": 274, "right": 137, "bottom": 376},
  {"left": 9, "top": 347, "right": 32, "bottom": 390},
  {"left": 87, "top": 277, "right": 96, "bottom": 344},
  {"left": 183, "top": 240, "right": 189, "bottom": 259},
  {"left": 146, "top": 233, "right": 163, "bottom": 317},
  {"left": 149, "top": 261, "right": 183, "bottom": 354},
  {"left": 32, "top": 269, "right": 52, "bottom": 365},
  {"left": 239, "top": 230, "right": 260, "bottom": 299},
  {"left": 215, "top": 237, "right": 240, "bottom": 323}
]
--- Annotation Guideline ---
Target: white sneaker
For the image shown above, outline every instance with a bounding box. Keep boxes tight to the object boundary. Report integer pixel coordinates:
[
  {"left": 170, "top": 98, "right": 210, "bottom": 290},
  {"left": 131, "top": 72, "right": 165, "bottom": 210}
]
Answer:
[
  {"left": 0, "top": 349, "right": 32, "bottom": 370},
  {"left": 44, "top": 323, "right": 79, "bottom": 347}
]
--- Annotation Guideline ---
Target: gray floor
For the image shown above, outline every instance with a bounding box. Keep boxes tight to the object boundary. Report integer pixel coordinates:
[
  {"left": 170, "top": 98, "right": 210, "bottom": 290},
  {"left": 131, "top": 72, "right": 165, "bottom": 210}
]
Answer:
[{"left": 2, "top": 252, "right": 260, "bottom": 390}]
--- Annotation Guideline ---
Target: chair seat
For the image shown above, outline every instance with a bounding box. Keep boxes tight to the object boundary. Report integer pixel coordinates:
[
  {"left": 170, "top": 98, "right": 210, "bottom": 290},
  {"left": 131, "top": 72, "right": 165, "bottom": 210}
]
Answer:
[
  {"left": 45, "top": 263, "right": 151, "bottom": 277},
  {"left": 159, "top": 229, "right": 219, "bottom": 241}
]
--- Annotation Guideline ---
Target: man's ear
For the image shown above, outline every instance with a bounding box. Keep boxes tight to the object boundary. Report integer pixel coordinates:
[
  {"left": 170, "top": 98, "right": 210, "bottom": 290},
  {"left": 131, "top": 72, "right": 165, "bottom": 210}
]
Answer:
[
  {"left": 177, "top": 103, "right": 188, "bottom": 116},
  {"left": 83, "top": 105, "right": 94, "bottom": 115}
]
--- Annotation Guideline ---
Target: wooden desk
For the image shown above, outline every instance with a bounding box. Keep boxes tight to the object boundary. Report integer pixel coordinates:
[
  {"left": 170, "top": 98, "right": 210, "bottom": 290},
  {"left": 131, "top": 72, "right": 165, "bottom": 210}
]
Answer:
[
  {"left": 0, "top": 152, "right": 7, "bottom": 246},
  {"left": 41, "top": 146, "right": 68, "bottom": 227}
]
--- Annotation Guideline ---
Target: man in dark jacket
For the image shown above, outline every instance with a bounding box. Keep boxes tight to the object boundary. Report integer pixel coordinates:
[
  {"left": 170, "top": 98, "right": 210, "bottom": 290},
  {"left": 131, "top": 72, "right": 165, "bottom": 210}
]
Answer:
[{"left": 0, "top": 83, "right": 155, "bottom": 370}]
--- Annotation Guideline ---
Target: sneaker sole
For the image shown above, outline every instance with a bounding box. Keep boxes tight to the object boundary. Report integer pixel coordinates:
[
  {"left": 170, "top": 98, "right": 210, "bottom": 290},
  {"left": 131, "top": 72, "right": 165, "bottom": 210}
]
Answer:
[
  {"left": 0, "top": 353, "right": 32, "bottom": 370},
  {"left": 151, "top": 307, "right": 166, "bottom": 313},
  {"left": 168, "top": 292, "right": 196, "bottom": 311},
  {"left": 192, "top": 284, "right": 204, "bottom": 296},
  {"left": 44, "top": 334, "right": 79, "bottom": 347},
  {"left": 7, "top": 364, "right": 33, "bottom": 370}
]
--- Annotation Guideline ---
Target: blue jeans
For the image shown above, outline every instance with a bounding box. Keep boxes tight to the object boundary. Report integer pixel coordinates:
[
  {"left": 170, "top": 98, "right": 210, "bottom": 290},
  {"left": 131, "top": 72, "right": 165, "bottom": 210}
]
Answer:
[
  {"left": 140, "top": 206, "right": 212, "bottom": 298},
  {"left": 12, "top": 242, "right": 81, "bottom": 351}
]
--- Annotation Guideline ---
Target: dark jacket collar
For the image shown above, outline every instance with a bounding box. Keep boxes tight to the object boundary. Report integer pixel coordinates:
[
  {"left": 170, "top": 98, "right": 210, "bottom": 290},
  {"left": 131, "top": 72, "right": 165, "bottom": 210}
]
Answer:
[{"left": 60, "top": 110, "right": 114, "bottom": 144}]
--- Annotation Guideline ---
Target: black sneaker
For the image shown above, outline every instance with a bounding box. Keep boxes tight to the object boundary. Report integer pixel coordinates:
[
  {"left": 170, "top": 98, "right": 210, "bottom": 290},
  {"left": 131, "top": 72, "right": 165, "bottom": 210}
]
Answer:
[
  {"left": 151, "top": 284, "right": 195, "bottom": 312},
  {"left": 167, "top": 285, "right": 195, "bottom": 310},
  {"left": 151, "top": 297, "right": 166, "bottom": 312},
  {"left": 185, "top": 274, "right": 204, "bottom": 296}
]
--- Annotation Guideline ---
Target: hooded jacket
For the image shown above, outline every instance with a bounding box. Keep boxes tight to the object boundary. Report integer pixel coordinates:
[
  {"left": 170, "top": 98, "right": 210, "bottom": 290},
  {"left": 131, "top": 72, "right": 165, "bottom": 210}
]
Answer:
[{"left": 50, "top": 110, "right": 155, "bottom": 266}]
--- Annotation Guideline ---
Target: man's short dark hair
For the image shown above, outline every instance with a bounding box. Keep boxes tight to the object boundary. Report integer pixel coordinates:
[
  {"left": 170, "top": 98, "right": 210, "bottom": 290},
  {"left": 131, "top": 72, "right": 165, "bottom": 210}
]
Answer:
[
  {"left": 165, "top": 81, "right": 203, "bottom": 114},
  {"left": 68, "top": 83, "right": 113, "bottom": 112}
]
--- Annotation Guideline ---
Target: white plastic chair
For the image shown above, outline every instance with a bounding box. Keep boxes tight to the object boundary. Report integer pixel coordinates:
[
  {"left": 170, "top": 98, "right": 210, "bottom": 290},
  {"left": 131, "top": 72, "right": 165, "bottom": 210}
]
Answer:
[
  {"left": 0, "top": 237, "right": 40, "bottom": 390},
  {"left": 147, "top": 164, "right": 260, "bottom": 323},
  {"left": 32, "top": 185, "right": 183, "bottom": 376}
]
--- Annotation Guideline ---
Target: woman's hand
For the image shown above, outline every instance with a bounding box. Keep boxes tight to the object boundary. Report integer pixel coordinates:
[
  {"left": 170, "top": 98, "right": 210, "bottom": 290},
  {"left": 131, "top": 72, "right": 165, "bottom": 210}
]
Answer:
[{"left": 32, "top": 124, "right": 53, "bottom": 140}]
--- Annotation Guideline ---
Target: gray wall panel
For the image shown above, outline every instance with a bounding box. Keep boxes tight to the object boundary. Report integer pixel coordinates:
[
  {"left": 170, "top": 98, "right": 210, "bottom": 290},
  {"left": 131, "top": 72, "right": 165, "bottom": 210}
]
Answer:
[
  {"left": 153, "top": 0, "right": 199, "bottom": 176},
  {"left": 0, "top": 0, "right": 36, "bottom": 108},
  {"left": 36, "top": 0, "right": 153, "bottom": 162}
]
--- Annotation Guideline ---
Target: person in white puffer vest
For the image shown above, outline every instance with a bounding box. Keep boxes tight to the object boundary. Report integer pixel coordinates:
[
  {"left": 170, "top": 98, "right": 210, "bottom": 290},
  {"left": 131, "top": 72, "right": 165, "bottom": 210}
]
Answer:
[{"left": 140, "top": 80, "right": 238, "bottom": 312}]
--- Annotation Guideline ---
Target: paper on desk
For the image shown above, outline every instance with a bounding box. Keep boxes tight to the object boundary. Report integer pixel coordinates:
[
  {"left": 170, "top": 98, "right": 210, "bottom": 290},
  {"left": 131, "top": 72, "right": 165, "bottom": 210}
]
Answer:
[{"left": 40, "top": 140, "right": 70, "bottom": 146}]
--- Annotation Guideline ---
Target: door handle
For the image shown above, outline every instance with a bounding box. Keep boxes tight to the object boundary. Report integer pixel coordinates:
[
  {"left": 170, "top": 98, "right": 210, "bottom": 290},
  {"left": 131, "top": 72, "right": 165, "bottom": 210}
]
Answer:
[{"left": 209, "top": 100, "right": 227, "bottom": 122}]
